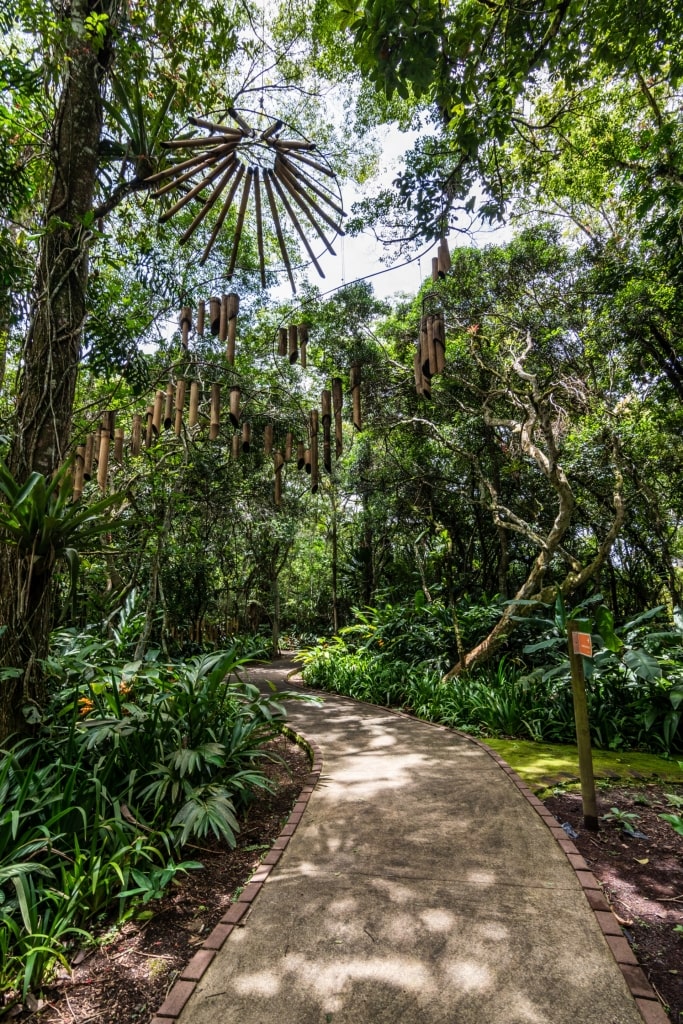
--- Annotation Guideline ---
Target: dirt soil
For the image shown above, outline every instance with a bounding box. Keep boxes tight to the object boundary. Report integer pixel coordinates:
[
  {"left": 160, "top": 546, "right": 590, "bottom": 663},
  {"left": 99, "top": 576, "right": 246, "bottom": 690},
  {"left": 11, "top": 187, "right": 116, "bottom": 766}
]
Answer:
[
  {"left": 545, "top": 784, "right": 683, "bottom": 1023},
  {"left": 8, "top": 735, "right": 311, "bottom": 1024}
]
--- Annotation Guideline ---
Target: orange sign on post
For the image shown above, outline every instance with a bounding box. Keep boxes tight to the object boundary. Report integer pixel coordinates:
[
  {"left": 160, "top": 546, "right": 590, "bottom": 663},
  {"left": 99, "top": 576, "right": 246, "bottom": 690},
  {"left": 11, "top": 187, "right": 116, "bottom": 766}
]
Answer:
[{"left": 572, "top": 631, "right": 593, "bottom": 657}]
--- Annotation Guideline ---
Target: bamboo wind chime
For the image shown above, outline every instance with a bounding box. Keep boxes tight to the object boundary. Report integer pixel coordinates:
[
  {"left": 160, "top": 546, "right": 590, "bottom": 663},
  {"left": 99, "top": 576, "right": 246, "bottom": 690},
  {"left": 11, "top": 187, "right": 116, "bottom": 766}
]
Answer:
[
  {"left": 147, "top": 111, "right": 345, "bottom": 293},
  {"left": 414, "top": 312, "right": 446, "bottom": 399}
]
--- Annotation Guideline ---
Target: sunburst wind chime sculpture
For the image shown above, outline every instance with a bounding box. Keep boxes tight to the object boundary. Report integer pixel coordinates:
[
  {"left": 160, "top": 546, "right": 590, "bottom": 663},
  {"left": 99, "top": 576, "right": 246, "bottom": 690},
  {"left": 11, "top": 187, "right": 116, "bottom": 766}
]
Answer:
[{"left": 145, "top": 109, "right": 345, "bottom": 292}]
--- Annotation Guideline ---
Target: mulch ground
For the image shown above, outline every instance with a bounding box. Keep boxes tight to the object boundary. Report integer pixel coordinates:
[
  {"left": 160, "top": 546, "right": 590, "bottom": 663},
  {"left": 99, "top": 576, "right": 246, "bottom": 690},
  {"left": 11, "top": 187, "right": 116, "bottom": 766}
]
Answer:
[{"left": 545, "top": 784, "right": 683, "bottom": 1023}]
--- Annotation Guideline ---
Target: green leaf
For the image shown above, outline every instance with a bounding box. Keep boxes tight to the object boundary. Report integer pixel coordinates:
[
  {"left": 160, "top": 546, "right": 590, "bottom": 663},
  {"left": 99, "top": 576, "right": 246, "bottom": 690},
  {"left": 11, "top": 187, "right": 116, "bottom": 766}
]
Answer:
[
  {"left": 623, "top": 648, "right": 661, "bottom": 681},
  {"left": 595, "top": 605, "right": 623, "bottom": 652}
]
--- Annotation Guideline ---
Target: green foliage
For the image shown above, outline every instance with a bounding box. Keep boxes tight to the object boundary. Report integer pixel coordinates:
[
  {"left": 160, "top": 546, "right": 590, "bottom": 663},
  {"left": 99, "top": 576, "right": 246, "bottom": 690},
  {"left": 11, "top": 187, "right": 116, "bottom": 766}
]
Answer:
[
  {"left": 0, "top": 633, "right": 313, "bottom": 1002},
  {"left": 302, "top": 595, "right": 683, "bottom": 753},
  {"left": 658, "top": 812, "right": 683, "bottom": 837}
]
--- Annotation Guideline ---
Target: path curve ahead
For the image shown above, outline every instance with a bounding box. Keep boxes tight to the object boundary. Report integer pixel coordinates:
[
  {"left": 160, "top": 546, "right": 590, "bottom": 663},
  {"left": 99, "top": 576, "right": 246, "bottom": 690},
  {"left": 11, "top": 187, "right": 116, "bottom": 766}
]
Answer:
[{"left": 169, "top": 659, "right": 654, "bottom": 1024}]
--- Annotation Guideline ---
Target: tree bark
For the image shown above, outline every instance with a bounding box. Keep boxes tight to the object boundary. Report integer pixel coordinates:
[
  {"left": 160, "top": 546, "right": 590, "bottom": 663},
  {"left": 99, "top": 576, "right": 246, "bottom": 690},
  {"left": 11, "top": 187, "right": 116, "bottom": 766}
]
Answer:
[{"left": 0, "top": 1, "right": 110, "bottom": 740}]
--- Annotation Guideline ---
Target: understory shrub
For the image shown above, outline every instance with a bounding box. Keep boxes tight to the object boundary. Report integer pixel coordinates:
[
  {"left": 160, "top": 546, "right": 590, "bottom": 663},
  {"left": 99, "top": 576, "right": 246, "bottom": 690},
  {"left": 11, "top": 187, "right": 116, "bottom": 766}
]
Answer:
[
  {"left": 0, "top": 633, "right": 312, "bottom": 1007},
  {"left": 301, "top": 598, "right": 683, "bottom": 754}
]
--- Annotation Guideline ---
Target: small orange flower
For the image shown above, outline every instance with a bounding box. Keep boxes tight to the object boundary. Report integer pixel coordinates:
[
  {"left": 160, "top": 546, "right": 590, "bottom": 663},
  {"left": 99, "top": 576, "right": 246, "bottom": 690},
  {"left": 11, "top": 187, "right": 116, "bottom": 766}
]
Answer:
[{"left": 78, "top": 697, "right": 94, "bottom": 716}]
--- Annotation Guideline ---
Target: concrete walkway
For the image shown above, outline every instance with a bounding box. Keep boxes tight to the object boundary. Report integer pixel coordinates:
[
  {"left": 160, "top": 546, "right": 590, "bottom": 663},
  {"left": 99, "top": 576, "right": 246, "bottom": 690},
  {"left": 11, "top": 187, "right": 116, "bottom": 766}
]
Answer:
[{"left": 165, "top": 660, "right": 660, "bottom": 1024}]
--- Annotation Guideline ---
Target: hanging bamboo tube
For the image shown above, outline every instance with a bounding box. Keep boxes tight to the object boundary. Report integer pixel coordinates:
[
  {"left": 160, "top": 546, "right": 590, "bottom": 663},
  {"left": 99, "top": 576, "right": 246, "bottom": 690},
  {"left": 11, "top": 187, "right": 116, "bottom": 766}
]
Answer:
[
  {"left": 332, "top": 377, "right": 343, "bottom": 458},
  {"left": 199, "top": 162, "right": 246, "bottom": 265},
  {"left": 434, "top": 312, "right": 446, "bottom": 373},
  {"left": 438, "top": 237, "right": 451, "bottom": 277},
  {"left": 414, "top": 348, "right": 426, "bottom": 398},
  {"left": 131, "top": 413, "right": 142, "bottom": 455},
  {"left": 189, "top": 382, "right": 200, "bottom": 428},
  {"left": 180, "top": 306, "right": 192, "bottom": 349},
  {"left": 209, "top": 296, "right": 221, "bottom": 336},
  {"left": 145, "top": 406, "right": 154, "bottom": 447},
  {"left": 288, "top": 323, "right": 298, "bottom": 364},
  {"left": 299, "top": 322, "right": 308, "bottom": 368},
  {"left": 231, "top": 433, "right": 240, "bottom": 460},
  {"left": 310, "top": 409, "right": 319, "bottom": 493},
  {"left": 241, "top": 421, "right": 251, "bottom": 452},
  {"left": 321, "top": 389, "right": 331, "bottom": 425},
  {"left": 227, "top": 168, "right": 253, "bottom": 280},
  {"left": 269, "top": 170, "right": 326, "bottom": 278},
  {"left": 229, "top": 386, "right": 240, "bottom": 428},
  {"left": 174, "top": 379, "right": 186, "bottom": 436},
  {"left": 152, "top": 389, "right": 164, "bottom": 436},
  {"left": 432, "top": 256, "right": 439, "bottom": 282},
  {"left": 210, "top": 382, "right": 221, "bottom": 440},
  {"left": 219, "top": 294, "right": 228, "bottom": 343},
  {"left": 179, "top": 159, "right": 241, "bottom": 245},
  {"left": 226, "top": 293, "right": 239, "bottom": 365},
  {"left": 97, "top": 430, "right": 110, "bottom": 493},
  {"left": 84, "top": 433, "right": 95, "bottom": 481},
  {"left": 274, "top": 451, "right": 284, "bottom": 508},
  {"left": 277, "top": 327, "right": 287, "bottom": 357},
  {"left": 263, "top": 168, "right": 296, "bottom": 293},
  {"left": 197, "top": 300, "right": 205, "bottom": 337},
  {"left": 103, "top": 410, "right": 115, "bottom": 435},
  {"left": 264, "top": 423, "right": 273, "bottom": 455},
  {"left": 114, "top": 427, "right": 124, "bottom": 463},
  {"left": 321, "top": 389, "right": 332, "bottom": 471},
  {"left": 284, "top": 431, "right": 293, "bottom": 462},
  {"left": 427, "top": 316, "right": 438, "bottom": 378},
  {"left": 73, "top": 446, "right": 85, "bottom": 501},
  {"left": 350, "top": 363, "right": 362, "bottom": 431},
  {"left": 304, "top": 448, "right": 311, "bottom": 473},
  {"left": 253, "top": 167, "right": 267, "bottom": 288},
  {"left": 164, "top": 382, "right": 174, "bottom": 429},
  {"left": 297, "top": 441, "right": 305, "bottom": 469}
]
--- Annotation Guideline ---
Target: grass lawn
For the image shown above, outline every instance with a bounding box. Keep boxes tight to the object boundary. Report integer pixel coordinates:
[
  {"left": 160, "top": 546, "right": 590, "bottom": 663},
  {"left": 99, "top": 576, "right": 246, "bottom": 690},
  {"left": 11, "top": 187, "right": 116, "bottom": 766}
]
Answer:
[{"left": 482, "top": 738, "right": 683, "bottom": 794}]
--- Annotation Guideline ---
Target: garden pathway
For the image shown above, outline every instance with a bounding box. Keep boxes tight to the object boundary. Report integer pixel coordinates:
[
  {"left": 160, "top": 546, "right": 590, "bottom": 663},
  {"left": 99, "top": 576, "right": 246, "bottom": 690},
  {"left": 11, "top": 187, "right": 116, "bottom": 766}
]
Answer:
[{"left": 167, "top": 659, "right": 657, "bottom": 1024}]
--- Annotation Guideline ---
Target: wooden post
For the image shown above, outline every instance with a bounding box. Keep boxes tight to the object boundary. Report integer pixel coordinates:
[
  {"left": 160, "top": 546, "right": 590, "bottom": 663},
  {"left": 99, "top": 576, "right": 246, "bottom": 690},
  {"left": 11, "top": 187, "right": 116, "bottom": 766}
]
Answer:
[
  {"left": 73, "top": 446, "right": 85, "bottom": 500},
  {"left": 229, "top": 386, "right": 240, "bottom": 428},
  {"left": 174, "top": 379, "right": 186, "bottom": 436},
  {"left": 264, "top": 423, "right": 273, "bottom": 455},
  {"left": 164, "top": 382, "right": 174, "bottom": 429},
  {"left": 97, "top": 430, "right": 110, "bottom": 492},
  {"left": 114, "top": 427, "right": 124, "bottom": 463},
  {"left": 196, "top": 299, "right": 205, "bottom": 337},
  {"left": 189, "top": 382, "right": 200, "bottom": 428},
  {"left": 227, "top": 292, "right": 239, "bottom": 365},
  {"left": 566, "top": 621, "right": 599, "bottom": 831},
  {"left": 242, "top": 421, "right": 251, "bottom": 452},
  {"left": 210, "top": 382, "right": 221, "bottom": 440},
  {"left": 131, "top": 414, "right": 142, "bottom": 455}
]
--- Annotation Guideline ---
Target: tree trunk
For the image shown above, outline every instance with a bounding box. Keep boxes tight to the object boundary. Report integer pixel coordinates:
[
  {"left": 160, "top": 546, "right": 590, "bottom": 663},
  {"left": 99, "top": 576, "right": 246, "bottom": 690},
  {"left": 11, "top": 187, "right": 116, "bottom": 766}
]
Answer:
[{"left": 0, "top": 1, "right": 109, "bottom": 740}]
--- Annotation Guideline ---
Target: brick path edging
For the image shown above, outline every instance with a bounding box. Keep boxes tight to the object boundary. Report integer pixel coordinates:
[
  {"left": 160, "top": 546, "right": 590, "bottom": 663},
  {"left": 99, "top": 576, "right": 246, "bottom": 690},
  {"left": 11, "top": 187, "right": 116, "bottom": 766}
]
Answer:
[
  {"left": 149, "top": 729, "right": 323, "bottom": 1023},
  {"left": 465, "top": 735, "right": 671, "bottom": 1024}
]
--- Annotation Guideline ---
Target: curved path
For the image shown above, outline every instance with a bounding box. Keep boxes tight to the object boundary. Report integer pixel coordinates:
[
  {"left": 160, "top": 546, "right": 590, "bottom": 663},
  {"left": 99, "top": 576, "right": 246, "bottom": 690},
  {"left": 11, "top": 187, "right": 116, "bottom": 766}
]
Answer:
[{"left": 157, "top": 659, "right": 664, "bottom": 1024}]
